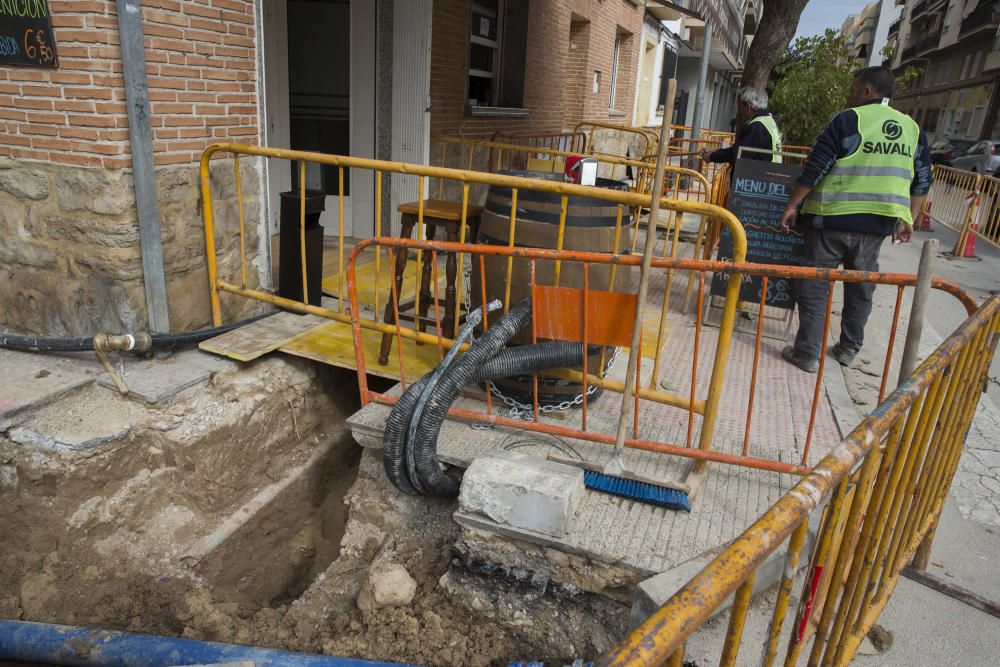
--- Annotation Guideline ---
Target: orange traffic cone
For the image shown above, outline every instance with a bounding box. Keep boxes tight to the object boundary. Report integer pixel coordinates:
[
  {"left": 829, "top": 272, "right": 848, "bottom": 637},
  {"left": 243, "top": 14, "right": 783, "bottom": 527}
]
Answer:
[
  {"left": 916, "top": 201, "right": 932, "bottom": 231},
  {"left": 963, "top": 222, "right": 978, "bottom": 258},
  {"left": 952, "top": 191, "right": 980, "bottom": 258}
]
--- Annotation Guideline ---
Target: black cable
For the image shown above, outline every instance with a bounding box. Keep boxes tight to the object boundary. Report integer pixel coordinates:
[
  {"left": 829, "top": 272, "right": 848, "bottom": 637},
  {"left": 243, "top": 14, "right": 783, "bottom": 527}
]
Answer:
[{"left": 0, "top": 311, "right": 272, "bottom": 353}]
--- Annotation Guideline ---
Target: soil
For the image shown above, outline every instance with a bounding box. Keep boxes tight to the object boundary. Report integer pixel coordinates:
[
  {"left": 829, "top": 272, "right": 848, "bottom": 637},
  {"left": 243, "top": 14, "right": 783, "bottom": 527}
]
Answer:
[{"left": 0, "top": 357, "right": 629, "bottom": 667}]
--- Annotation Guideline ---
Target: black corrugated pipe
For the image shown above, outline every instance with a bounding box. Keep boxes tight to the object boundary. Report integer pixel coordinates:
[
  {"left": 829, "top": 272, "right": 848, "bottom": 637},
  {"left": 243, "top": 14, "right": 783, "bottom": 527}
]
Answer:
[
  {"left": 0, "top": 312, "right": 271, "bottom": 353},
  {"left": 383, "top": 298, "right": 593, "bottom": 497}
]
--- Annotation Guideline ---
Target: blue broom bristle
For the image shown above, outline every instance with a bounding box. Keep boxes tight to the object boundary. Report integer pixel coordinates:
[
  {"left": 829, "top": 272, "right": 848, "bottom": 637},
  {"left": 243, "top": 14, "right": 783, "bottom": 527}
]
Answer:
[{"left": 584, "top": 470, "right": 691, "bottom": 512}]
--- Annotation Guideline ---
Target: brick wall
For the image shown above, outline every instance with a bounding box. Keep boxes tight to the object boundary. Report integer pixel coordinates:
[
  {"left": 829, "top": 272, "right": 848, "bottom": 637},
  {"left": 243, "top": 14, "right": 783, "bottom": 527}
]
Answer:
[
  {"left": 0, "top": 0, "right": 258, "bottom": 169},
  {"left": 0, "top": 0, "right": 265, "bottom": 335},
  {"left": 430, "top": 0, "right": 643, "bottom": 138}
]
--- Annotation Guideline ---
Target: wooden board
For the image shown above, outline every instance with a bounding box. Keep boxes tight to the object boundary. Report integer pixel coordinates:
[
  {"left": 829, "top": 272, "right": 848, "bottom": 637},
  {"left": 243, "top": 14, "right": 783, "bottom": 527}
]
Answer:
[
  {"left": 279, "top": 319, "right": 445, "bottom": 381},
  {"left": 199, "top": 312, "right": 329, "bottom": 362}
]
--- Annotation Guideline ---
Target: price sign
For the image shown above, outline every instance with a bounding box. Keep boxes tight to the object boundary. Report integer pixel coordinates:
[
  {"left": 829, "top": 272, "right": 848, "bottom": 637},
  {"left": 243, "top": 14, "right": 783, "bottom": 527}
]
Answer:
[{"left": 1, "top": 0, "right": 58, "bottom": 68}]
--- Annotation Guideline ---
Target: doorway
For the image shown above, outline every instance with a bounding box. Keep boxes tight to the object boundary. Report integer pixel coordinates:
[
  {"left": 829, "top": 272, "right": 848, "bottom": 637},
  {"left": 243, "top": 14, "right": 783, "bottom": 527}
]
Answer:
[
  {"left": 262, "top": 0, "right": 377, "bottom": 238},
  {"left": 635, "top": 36, "right": 657, "bottom": 126}
]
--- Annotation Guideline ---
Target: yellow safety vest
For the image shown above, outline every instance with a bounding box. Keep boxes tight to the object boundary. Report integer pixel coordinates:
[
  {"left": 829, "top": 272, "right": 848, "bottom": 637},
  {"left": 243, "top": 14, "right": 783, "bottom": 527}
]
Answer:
[
  {"left": 746, "top": 114, "right": 782, "bottom": 163},
  {"left": 801, "top": 103, "right": 919, "bottom": 223}
]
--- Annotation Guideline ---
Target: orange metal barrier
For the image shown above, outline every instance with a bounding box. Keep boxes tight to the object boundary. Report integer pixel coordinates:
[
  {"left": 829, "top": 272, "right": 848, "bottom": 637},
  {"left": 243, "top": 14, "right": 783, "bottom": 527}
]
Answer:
[{"left": 339, "top": 233, "right": 974, "bottom": 478}]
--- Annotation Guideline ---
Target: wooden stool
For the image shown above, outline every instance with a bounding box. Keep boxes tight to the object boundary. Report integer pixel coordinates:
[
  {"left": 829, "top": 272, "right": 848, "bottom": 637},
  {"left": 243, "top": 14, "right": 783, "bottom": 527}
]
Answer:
[{"left": 378, "top": 199, "right": 484, "bottom": 365}]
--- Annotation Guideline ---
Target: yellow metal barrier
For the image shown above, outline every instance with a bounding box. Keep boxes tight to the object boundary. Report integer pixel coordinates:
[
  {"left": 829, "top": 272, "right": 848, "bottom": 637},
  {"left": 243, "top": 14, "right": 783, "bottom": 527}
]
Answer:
[
  {"left": 921, "top": 164, "right": 1000, "bottom": 255},
  {"left": 597, "top": 294, "right": 1000, "bottom": 667},
  {"left": 431, "top": 135, "right": 709, "bottom": 199},
  {"left": 431, "top": 135, "right": 714, "bottom": 321},
  {"left": 199, "top": 142, "right": 748, "bottom": 459},
  {"left": 574, "top": 120, "right": 660, "bottom": 161},
  {"left": 967, "top": 171, "right": 1000, "bottom": 253}
]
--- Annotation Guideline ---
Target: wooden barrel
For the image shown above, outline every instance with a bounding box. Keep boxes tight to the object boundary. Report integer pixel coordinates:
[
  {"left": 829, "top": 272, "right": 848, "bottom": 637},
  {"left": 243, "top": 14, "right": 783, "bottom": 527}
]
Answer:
[{"left": 471, "top": 171, "right": 634, "bottom": 407}]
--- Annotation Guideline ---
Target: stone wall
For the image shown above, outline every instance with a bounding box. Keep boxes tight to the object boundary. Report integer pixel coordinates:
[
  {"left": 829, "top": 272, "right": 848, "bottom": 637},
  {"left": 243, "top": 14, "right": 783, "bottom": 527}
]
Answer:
[{"left": 0, "top": 156, "right": 266, "bottom": 336}]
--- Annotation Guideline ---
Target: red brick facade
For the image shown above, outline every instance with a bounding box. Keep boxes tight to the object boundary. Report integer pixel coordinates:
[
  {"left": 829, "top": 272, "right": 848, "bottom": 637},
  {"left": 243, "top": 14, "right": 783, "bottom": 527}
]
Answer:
[
  {"left": 0, "top": 0, "right": 258, "bottom": 169},
  {"left": 430, "top": 0, "right": 644, "bottom": 137}
]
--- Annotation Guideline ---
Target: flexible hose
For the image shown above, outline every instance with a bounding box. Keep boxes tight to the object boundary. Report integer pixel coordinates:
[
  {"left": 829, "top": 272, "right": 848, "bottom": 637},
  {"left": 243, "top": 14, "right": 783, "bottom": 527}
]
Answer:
[
  {"left": 383, "top": 300, "right": 596, "bottom": 496},
  {"left": 0, "top": 312, "right": 271, "bottom": 353},
  {"left": 405, "top": 301, "right": 499, "bottom": 494},
  {"left": 382, "top": 341, "right": 590, "bottom": 495}
]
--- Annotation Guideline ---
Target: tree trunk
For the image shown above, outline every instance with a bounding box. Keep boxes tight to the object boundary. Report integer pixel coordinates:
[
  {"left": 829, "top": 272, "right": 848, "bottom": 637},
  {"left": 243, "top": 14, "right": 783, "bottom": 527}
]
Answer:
[{"left": 742, "top": 0, "right": 811, "bottom": 90}]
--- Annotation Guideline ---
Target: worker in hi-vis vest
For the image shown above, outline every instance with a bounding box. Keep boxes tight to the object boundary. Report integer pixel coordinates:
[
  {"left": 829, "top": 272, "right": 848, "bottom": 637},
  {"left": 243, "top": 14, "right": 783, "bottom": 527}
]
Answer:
[
  {"left": 700, "top": 87, "right": 783, "bottom": 168},
  {"left": 778, "top": 66, "right": 931, "bottom": 373}
]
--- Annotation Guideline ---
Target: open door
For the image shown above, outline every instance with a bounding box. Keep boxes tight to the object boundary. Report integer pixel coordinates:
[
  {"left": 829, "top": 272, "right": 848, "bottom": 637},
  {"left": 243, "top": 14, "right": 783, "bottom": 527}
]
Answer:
[
  {"left": 263, "top": 0, "right": 376, "bottom": 238},
  {"left": 390, "top": 0, "right": 433, "bottom": 236}
]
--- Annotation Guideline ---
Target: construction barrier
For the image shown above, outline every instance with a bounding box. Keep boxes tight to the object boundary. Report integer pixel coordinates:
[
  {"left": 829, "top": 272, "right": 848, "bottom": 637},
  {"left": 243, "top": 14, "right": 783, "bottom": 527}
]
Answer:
[
  {"left": 597, "top": 293, "right": 999, "bottom": 666},
  {"left": 924, "top": 165, "right": 1000, "bottom": 257},
  {"left": 573, "top": 120, "right": 660, "bottom": 161},
  {"left": 200, "top": 142, "right": 754, "bottom": 468},
  {"left": 491, "top": 130, "right": 587, "bottom": 156},
  {"left": 430, "top": 135, "right": 714, "bottom": 304},
  {"left": 199, "top": 144, "right": 988, "bottom": 667},
  {"left": 201, "top": 143, "right": 976, "bottom": 471}
]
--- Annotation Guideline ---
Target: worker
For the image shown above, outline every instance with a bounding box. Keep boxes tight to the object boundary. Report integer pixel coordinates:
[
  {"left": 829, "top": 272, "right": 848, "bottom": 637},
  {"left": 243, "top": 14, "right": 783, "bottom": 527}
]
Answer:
[
  {"left": 777, "top": 66, "right": 931, "bottom": 373},
  {"left": 700, "top": 87, "right": 783, "bottom": 168}
]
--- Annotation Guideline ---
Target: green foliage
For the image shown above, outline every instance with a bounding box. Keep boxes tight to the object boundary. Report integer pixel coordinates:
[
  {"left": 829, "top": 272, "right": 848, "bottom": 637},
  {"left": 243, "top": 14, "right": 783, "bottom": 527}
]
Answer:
[
  {"left": 771, "top": 31, "right": 927, "bottom": 146},
  {"left": 770, "top": 30, "right": 855, "bottom": 146}
]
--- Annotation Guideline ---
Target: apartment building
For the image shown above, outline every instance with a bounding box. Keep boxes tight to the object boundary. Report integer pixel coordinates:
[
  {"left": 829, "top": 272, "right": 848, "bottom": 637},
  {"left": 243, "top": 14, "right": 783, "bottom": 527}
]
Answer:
[
  {"left": 842, "top": 1, "right": 902, "bottom": 66},
  {"left": 649, "top": 0, "right": 762, "bottom": 133},
  {"left": 887, "top": 0, "right": 1000, "bottom": 141}
]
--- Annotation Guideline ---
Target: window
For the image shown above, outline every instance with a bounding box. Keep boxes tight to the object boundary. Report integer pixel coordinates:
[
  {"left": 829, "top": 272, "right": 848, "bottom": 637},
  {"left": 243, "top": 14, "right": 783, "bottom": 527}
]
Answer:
[
  {"left": 971, "top": 50, "right": 983, "bottom": 78},
  {"left": 960, "top": 53, "right": 972, "bottom": 79},
  {"left": 609, "top": 33, "right": 622, "bottom": 109},
  {"left": 467, "top": 0, "right": 529, "bottom": 109}
]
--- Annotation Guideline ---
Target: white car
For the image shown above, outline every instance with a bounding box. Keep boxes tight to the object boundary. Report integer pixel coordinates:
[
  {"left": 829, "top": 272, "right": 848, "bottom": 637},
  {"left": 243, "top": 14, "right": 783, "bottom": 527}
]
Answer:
[{"left": 950, "top": 140, "right": 1000, "bottom": 175}]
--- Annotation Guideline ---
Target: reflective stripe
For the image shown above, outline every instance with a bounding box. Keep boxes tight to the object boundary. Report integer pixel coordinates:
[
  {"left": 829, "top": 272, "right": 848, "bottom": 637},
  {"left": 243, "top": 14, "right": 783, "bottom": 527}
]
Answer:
[
  {"left": 808, "top": 191, "right": 910, "bottom": 206},
  {"left": 826, "top": 165, "right": 913, "bottom": 179},
  {"left": 747, "top": 115, "right": 782, "bottom": 163}
]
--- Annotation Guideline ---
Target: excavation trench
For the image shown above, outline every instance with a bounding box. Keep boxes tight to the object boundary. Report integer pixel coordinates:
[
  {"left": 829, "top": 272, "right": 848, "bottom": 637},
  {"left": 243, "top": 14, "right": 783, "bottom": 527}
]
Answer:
[{"left": 197, "top": 432, "right": 362, "bottom": 611}]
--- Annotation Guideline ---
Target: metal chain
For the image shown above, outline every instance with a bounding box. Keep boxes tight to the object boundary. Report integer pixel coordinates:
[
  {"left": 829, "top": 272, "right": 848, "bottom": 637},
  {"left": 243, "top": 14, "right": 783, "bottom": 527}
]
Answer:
[{"left": 462, "top": 267, "right": 620, "bottom": 421}]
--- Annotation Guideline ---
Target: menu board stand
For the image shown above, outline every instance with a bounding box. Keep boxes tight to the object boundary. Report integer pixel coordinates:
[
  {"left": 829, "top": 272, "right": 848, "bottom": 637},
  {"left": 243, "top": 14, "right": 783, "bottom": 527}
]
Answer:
[{"left": 703, "top": 151, "right": 806, "bottom": 340}]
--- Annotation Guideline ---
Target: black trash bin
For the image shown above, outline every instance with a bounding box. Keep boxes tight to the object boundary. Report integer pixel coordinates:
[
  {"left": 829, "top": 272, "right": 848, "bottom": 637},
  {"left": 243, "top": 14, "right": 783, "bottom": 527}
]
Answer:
[{"left": 278, "top": 189, "right": 325, "bottom": 308}]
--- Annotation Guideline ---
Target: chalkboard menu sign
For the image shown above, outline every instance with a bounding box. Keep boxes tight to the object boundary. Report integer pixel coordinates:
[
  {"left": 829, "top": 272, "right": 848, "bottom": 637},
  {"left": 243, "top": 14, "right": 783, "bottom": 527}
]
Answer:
[
  {"left": 710, "top": 158, "right": 805, "bottom": 309},
  {"left": 1, "top": 0, "right": 58, "bottom": 68}
]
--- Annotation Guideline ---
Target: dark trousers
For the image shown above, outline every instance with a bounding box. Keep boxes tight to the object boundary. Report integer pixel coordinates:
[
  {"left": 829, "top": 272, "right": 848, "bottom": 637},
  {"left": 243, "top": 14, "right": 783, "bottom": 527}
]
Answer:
[{"left": 793, "top": 229, "right": 885, "bottom": 360}]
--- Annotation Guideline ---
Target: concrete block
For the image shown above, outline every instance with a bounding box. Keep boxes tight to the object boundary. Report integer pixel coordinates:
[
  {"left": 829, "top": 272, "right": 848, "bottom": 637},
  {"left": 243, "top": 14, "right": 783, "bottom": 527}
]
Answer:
[
  {"left": 630, "top": 512, "right": 820, "bottom": 630},
  {"left": 458, "top": 449, "right": 585, "bottom": 538}
]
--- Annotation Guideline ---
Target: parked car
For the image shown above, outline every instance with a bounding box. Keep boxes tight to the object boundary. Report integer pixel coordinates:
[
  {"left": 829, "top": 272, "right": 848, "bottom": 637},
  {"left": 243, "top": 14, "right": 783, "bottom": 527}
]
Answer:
[
  {"left": 929, "top": 138, "right": 976, "bottom": 166},
  {"left": 950, "top": 140, "right": 1000, "bottom": 174}
]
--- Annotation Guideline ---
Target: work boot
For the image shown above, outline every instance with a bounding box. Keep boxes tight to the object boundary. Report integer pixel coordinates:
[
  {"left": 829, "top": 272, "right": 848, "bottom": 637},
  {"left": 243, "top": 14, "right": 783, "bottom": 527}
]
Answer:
[
  {"left": 831, "top": 343, "right": 858, "bottom": 366},
  {"left": 782, "top": 345, "right": 819, "bottom": 373}
]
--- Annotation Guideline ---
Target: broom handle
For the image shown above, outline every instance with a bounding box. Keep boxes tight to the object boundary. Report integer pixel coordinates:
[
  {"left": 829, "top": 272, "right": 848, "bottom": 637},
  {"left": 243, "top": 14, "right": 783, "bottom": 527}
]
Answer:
[{"left": 610, "top": 91, "right": 674, "bottom": 458}]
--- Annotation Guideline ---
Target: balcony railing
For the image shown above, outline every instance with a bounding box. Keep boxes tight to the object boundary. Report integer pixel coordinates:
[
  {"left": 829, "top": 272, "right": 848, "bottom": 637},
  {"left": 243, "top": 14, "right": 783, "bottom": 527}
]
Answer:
[
  {"left": 911, "top": 0, "right": 928, "bottom": 18},
  {"left": 901, "top": 44, "right": 918, "bottom": 61},
  {"left": 888, "top": 17, "right": 901, "bottom": 34},
  {"left": 960, "top": 0, "right": 999, "bottom": 36},
  {"left": 916, "top": 30, "right": 941, "bottom": 54}
]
